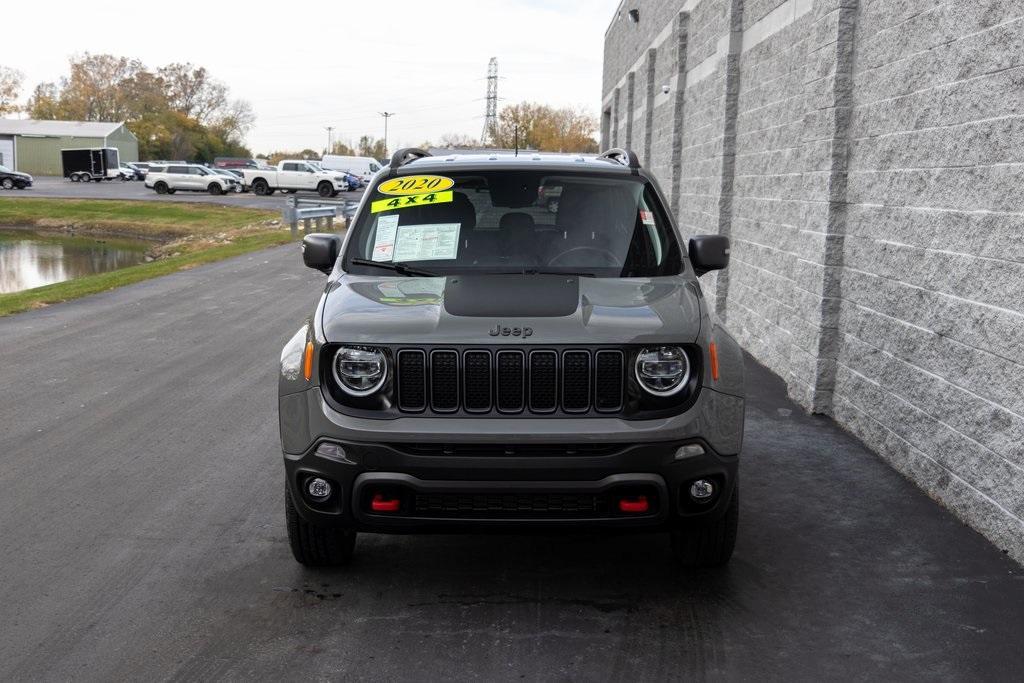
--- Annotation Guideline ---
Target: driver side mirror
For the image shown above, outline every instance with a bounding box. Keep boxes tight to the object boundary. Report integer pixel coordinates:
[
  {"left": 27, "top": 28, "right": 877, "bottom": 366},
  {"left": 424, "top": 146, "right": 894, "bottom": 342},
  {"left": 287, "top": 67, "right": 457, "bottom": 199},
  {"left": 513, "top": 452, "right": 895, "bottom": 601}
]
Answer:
[
  {"left": 688, "top": 235, "right": 730, "bottom": 276},
  {"left": 302, "top": 233, "right": 342, "bottom": 274}
]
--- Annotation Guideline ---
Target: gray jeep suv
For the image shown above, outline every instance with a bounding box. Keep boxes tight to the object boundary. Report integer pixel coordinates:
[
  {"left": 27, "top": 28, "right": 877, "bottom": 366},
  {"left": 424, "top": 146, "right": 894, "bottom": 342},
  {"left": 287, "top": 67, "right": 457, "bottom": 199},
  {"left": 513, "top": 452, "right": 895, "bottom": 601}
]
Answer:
[{"left": 279, "top": 148, "right": 745, "bottom": 568}]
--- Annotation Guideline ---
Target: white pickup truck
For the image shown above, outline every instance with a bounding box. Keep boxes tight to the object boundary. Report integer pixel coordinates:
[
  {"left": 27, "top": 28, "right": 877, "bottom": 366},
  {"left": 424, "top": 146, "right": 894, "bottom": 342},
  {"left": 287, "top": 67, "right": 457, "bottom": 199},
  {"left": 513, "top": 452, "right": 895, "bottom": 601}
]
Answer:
[{"left": 241, "top": 160, "right": 350, "bottom": 197}]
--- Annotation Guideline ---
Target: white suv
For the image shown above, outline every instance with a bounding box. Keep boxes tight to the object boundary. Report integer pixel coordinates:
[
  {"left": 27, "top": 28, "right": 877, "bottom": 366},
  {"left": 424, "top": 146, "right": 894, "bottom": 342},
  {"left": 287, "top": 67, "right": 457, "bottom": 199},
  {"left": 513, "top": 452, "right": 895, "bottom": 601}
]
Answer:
[{"left": 145, "top": 164, "right": 241, "bottom": 196}]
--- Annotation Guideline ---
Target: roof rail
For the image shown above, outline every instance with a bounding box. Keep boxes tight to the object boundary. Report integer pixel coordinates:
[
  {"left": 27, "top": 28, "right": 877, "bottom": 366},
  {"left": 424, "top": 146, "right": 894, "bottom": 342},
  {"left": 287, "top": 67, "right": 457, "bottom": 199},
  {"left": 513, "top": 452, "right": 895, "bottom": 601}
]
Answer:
[
  {"left": 597, "top": 148, "right": 641, "bottom": 169},
  {"left": 389, "top": 148, "right": 432, "bottom": 168}
]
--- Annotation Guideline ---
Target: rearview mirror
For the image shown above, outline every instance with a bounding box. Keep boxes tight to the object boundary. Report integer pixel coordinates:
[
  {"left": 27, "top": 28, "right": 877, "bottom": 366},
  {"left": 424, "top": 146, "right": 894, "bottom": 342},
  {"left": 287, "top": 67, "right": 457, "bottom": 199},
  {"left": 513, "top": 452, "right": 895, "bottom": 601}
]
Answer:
[
  {"left": 688, "top": 235, "right": 730, "bottom": 276},
  {"left": 302, "top": 233, "right": 342, "bottom": 274}
]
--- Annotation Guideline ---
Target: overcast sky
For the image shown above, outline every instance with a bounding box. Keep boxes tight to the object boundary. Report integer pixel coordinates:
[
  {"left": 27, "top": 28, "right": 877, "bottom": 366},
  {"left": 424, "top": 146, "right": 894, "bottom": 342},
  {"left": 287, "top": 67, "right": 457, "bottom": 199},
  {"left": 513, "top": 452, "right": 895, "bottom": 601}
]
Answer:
[{"left": 5, "top": 0, "right": 623, "bottom": 154}]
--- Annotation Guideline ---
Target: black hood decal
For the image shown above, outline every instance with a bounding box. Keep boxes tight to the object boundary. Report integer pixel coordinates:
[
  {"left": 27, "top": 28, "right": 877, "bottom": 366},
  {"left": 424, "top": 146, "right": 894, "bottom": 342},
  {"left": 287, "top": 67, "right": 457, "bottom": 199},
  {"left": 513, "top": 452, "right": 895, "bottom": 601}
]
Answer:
[{"left": 443, "top": 274, "right": 579, "bottom": 318}]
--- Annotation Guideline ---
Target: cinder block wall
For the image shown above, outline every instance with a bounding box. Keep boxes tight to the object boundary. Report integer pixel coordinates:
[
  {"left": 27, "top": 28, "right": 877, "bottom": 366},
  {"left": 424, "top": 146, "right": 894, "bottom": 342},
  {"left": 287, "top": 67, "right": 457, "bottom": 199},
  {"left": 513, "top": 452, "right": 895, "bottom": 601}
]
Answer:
[{"left": 602, "top": 0, "right": 1024, "bottom": 563}]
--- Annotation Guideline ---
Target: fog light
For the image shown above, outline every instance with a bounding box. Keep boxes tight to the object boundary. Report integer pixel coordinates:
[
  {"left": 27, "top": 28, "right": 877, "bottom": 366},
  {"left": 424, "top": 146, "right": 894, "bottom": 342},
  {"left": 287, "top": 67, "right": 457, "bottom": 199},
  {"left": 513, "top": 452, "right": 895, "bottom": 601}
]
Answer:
[
  {"left": 689, "top": 479, "right": 715, "bottom": 502},
  {"left": 306, "top": 477, "right": 332, "bottom": 501},
  {"left": 675, "top": 444, "right": 705, "bottom": 460}
]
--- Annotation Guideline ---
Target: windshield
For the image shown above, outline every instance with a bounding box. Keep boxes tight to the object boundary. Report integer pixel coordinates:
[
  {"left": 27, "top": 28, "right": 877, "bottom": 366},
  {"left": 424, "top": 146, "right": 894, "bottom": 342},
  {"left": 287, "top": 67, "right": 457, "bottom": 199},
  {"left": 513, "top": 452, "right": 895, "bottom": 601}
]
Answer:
[
  {"left": 345, "top": 170, "right": 682, "bottom": 278},
  {"left": 0, "top": 165, "right": 11, "bottom": 173}
]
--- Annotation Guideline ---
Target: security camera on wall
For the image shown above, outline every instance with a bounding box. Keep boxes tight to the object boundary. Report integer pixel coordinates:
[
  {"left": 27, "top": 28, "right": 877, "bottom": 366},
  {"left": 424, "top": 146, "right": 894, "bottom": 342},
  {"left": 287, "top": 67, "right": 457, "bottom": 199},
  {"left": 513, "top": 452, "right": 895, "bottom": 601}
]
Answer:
[{"left": 662, "top": 85, "right": 671, "bottom": 94}]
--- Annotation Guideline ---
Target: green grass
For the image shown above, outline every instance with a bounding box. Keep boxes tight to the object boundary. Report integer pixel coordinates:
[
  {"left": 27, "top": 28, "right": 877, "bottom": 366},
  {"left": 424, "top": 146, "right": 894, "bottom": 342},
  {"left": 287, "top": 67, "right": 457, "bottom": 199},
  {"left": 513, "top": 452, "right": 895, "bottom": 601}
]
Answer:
[
  {"left": 0, "top": 231, "right": 296, "bottom": 317},
  {"left": 0, "top": 198, "right": 277, "bottom": 239}
]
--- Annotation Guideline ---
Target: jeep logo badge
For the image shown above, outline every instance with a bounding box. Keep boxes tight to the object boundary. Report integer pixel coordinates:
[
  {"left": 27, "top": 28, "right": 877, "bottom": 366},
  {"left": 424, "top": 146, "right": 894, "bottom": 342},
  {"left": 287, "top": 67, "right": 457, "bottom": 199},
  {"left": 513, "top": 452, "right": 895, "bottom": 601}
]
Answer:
[{"left": 489, "top": 324, "right": 533, "bottom": 338}]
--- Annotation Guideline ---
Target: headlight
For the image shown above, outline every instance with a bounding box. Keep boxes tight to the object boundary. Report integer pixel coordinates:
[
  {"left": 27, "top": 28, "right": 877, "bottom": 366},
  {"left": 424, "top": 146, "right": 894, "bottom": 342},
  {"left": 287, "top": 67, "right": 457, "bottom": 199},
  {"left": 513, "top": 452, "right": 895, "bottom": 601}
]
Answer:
[
  {"left": 334, "top": 176, "right": 345, "bottom": 181},
  {"left": 333, "top": 347, "right": 387, "bottom": 396},
  {"left": 635, "top": 346, "right": 690, "bottom": 396}
]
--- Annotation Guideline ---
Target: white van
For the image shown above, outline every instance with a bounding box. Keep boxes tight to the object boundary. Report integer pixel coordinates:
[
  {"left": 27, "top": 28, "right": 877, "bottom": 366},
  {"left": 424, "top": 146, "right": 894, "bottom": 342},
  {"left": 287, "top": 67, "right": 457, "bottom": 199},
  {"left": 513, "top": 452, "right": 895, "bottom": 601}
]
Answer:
[{"left": 320, "top": 155, "right": 385, "bottom": 184}]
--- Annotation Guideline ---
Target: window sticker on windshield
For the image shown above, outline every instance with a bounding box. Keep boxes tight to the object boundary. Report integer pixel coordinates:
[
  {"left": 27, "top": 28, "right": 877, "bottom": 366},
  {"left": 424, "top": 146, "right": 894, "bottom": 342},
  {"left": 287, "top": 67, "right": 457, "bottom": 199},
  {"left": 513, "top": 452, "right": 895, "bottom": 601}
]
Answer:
[
  {"left": 371, "top": 215, "right": 399, "bottom": 261},
  {"left": 377, "top": 175, "right": 455, "bottom": 196},
  {"left": 393, "top": 223, "right": 461, "bottom": 262},
  {"left": 371, "top": 190, "right": 453, "bottom": 214},
  {"left": 640, "top": 210, "right": 656, "bottom": 226}
]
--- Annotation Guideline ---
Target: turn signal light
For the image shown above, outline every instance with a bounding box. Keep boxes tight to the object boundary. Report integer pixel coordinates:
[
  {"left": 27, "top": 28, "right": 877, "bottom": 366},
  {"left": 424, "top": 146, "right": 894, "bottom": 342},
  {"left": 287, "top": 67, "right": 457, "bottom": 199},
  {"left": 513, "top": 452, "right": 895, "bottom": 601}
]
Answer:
[
  {"left": 371, "top": 493, "right": 401, "bottom": 512},
  {"left": 618, "top": 495, "right": 650, "bottom": 513},
  {"left": 709, "top": 342, "right": 720, "bottom": 381},
  {"left": 303, "top": 342, "right": 314, "bottom": 381}
]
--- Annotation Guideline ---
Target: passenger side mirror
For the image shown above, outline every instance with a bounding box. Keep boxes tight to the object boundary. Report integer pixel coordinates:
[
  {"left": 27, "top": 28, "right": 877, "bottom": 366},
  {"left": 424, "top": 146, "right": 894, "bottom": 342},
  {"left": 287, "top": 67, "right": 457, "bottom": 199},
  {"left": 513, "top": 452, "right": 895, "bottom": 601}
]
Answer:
[
  {"left": 302, "top": 233, "right": 342, "bottom": 274},
  {"left": 688, "top": 235, "right": 730, "bottom": 276}
]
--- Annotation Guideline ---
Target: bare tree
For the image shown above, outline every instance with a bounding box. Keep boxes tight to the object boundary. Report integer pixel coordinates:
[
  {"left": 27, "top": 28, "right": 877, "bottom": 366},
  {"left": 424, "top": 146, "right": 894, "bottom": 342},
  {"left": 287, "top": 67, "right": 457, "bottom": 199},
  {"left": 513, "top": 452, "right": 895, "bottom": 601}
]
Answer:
[
  {"left": 0, "top": 66, "right": 23, "bottom": 115},
  {"left": 158, "top": 63, "right": 228, "bottom": 124},
  {"left": 214, "top": 99, "right": 256, "bottom": 141}
]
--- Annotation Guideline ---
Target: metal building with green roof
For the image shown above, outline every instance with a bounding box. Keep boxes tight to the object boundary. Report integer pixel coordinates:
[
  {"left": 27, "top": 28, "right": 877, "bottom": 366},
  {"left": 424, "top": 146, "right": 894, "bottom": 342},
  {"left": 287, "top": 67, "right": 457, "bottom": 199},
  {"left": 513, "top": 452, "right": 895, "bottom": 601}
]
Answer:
[{"left": 0, "top": 119, "right": 139, "bottom": 175}]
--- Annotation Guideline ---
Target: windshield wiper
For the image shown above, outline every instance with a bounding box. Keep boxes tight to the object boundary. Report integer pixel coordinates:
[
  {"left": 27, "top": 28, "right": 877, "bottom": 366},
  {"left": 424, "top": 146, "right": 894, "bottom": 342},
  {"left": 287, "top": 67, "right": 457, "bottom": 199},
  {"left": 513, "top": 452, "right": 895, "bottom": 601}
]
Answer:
[{"left": 350, "top": 258, "right": 439, "bottom": 277}]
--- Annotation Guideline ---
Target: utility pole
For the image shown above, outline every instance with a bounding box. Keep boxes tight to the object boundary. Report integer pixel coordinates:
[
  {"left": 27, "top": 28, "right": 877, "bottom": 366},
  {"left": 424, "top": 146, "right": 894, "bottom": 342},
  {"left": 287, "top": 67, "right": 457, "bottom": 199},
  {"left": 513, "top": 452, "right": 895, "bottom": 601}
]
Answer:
[
  {"left": 379, "top": 112, "right": 395, "bottom": 157},
  {"left": 481, "top": 58, "right": 499, "bottom": 146},
  {"left": 324, "top": 126, "right": 334, "bottom": 154}
]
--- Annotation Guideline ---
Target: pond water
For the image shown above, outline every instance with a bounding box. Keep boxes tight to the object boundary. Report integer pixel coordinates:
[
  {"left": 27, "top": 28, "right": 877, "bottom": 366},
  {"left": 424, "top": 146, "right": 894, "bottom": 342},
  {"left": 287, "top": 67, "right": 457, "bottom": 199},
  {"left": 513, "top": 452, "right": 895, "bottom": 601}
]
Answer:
[{"left": 0, "top": 229, "right": 150, "bottom": 294}]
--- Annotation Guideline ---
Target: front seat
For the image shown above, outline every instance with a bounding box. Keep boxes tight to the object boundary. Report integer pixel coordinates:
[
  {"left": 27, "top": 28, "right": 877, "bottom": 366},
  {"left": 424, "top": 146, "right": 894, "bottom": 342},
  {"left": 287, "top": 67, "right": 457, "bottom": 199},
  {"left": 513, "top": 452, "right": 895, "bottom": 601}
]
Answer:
[{"left": 498, "top": 212, "right": 538, "bottom": 265}]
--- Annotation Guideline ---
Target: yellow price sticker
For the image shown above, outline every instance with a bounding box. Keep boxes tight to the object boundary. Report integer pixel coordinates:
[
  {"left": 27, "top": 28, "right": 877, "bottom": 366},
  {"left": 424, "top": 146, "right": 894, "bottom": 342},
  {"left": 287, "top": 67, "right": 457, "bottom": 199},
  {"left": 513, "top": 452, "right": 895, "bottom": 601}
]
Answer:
[
  {"left": 377, "top": 175, "right": 454, "bottom": 196},
  {"left": 371, "top": 190, "right": 454, "bottom": 214}
]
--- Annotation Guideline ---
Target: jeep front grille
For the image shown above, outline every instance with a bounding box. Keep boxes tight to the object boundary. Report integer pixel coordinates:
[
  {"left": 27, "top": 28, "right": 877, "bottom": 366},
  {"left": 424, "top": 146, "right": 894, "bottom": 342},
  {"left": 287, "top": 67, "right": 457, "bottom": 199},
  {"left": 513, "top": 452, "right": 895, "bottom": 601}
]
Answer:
[{"left": 395, "top": 347, "right": 625, "bottom": 416}]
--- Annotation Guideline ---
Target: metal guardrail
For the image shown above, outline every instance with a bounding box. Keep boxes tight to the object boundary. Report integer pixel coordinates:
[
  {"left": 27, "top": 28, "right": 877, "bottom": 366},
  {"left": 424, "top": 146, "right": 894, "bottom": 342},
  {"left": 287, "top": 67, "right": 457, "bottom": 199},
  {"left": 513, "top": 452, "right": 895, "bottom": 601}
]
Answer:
[{"left": 282, "top": 196, "right": 360, "bottom": 237}]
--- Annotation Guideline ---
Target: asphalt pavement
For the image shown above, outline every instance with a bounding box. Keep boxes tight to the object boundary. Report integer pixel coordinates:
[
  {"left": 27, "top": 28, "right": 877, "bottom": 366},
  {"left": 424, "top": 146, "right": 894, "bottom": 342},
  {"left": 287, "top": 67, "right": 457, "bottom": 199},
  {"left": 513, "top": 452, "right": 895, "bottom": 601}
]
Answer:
[
  {"left": 4, "top": 175, "right": 363, "bottom": 210},
  {"left": 0, "top": 245, "right": 1022, "bottom": 681}
]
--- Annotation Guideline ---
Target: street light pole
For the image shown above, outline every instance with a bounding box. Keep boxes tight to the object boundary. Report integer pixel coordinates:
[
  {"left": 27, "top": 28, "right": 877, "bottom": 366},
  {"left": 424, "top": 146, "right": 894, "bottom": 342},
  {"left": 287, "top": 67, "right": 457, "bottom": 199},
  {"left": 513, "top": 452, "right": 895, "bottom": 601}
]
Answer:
[
  {"left": 325, "top": 126, "right": 334, "bottom": 154},
  {"left": 379, "top": 112, "right": 395, "bottom": 157}
]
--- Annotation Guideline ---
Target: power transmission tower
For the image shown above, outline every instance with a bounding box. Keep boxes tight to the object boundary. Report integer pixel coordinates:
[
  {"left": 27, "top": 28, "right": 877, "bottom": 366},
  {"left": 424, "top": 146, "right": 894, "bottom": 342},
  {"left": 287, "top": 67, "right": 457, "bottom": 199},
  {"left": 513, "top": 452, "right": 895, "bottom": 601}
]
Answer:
[{"left": 481, "top": 57, "right": 498, "bottom": 145}]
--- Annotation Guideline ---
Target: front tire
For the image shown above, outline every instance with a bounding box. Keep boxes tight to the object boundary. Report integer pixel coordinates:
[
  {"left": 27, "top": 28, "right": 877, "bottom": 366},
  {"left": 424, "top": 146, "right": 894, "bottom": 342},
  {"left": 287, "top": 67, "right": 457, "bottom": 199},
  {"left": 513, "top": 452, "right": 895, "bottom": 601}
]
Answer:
[
  {"left": 285, "top": 483, "right": 356, "bottom": 567},
  {"left": 153, "top": 181, "right": 168, "bottom": 195},
  {"left": 208, "top": 183, "right": 223, "bottom": 196},
  {"left": 671, "top": 481, "right": 738, "bottom": 568},
  {"left": 317, "top": 181, "right": 333, "bottom": 198}
]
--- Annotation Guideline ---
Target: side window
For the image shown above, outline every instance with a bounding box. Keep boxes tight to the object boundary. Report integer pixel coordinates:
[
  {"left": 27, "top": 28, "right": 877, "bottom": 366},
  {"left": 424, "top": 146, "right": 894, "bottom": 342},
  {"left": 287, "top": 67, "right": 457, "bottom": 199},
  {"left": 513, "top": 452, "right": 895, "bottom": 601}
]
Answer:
[
  {"left": 369, "top": 163, "right": 380, "bottom": 172},
  {"left": 283, "top": 163, "right": 298, "bottom": 172},
  {"left": 167, "top": 166, "right": 185, "bottom": 174}
]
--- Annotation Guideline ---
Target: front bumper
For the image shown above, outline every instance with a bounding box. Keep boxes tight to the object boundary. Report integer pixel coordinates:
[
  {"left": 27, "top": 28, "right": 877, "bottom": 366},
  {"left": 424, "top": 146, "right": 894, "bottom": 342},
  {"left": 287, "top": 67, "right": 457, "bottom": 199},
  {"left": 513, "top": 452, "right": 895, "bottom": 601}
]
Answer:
[{"left": 284, "top": 437, "right": 738, "bottom": 532}]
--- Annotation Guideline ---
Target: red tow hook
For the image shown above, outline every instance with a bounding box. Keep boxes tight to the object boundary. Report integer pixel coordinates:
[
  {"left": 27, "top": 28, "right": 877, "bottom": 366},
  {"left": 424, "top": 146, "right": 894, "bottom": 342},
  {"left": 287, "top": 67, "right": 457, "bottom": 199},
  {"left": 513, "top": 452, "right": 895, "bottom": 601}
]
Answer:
[
  {"left": 371, "top": 493, "right": 401, "bottom": 512},
  {"left": 618, "top": 495, "right": 650, "bottom": 513}
]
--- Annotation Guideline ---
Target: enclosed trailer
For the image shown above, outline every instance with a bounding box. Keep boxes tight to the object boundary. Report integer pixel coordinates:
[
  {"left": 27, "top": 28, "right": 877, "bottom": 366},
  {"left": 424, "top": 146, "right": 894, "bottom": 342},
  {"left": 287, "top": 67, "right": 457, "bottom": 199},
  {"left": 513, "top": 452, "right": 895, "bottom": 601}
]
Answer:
[{"left": 61, "top": 147, "right": 120, "bottom": 182}]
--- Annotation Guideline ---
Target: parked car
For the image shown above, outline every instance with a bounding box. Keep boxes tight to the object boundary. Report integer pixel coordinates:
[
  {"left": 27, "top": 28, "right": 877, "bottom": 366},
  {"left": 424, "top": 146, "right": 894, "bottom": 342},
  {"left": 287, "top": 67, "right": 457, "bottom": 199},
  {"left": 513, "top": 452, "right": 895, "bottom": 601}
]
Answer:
[
  {"left": 0, "top": 164, "right": 32, "bottom": 190},
  {"left": 62, "top": 147, "right": 121, "bottom": 182},
  {"left": 118, "top": 165, "right": 143, "bottom": 181},
  {"left": 211, "top": 167, "right": 246, "bottom": 189},
  {"left": 320, "top": 155, "right": 384, "bottom": 185},
  {"left": 145, "top": 163, "right": 241, "bottom": 195},
  {"left": 125, "top": 162, "right": 148, "bottom": 180},
  {"left": 213, "top": 156, "right": 261, "bottom": 170},
  {"left": 307, "top": 161, "right": 361, "bottom": 191},
  {"left": 241, "top": 160, "right": 351, "bottom": 197},
  {"left": 278, "top": 147, "right": 744, "bottom": 568},
  {"left": 537, "top": 184, "right": 562, "bottom": 213}
]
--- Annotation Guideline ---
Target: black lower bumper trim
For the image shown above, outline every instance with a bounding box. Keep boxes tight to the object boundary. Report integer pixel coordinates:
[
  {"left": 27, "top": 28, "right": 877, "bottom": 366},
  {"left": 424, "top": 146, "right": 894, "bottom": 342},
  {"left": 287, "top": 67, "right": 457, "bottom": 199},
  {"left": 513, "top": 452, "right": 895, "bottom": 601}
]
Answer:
[{"left": 351, "top": 472, "right": 668, "bottom": 527}]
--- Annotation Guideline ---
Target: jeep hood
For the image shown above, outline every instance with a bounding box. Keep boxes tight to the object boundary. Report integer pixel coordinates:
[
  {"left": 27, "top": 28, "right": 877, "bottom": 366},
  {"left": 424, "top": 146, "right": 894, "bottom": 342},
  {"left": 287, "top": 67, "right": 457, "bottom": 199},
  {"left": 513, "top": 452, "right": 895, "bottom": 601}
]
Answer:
[{"left": 320, "top": 273, "right": 702, "bottom": 345}]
